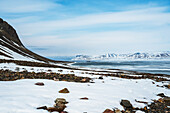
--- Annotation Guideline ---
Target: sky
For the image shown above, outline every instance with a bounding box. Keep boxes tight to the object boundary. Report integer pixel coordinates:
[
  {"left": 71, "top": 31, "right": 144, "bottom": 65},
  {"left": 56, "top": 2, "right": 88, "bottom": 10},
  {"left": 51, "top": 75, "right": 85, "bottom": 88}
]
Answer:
[{"left": 0, "top": 0, "right": 170, "bottom": 56}]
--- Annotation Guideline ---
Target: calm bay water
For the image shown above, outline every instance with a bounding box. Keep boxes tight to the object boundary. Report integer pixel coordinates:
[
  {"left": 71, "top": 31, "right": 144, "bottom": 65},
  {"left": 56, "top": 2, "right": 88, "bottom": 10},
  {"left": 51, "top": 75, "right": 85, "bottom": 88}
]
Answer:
[{"left": 49, "top": 56, "right": 170, "bottom": 75}]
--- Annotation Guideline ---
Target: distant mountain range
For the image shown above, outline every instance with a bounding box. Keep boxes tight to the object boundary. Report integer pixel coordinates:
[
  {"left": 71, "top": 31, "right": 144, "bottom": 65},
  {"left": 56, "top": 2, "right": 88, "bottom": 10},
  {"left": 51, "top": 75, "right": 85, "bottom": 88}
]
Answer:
[{"left": 73, "top": 52, "right": 170, "bottom": 60}]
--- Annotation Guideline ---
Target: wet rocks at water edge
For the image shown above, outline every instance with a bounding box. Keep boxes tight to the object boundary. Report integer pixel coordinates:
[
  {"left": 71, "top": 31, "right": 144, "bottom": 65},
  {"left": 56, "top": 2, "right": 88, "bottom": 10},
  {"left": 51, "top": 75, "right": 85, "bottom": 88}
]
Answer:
[{"left": 59, "top": 88, "right": 70, "bottom": 93}]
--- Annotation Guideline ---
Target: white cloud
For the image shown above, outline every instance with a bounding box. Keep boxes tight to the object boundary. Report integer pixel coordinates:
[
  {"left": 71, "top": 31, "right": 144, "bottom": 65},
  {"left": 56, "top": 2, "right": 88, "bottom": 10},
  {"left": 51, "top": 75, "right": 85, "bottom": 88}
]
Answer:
[
  {"left": 12, "top": 7, "right": 170, "bottom": 36},
  {"left": 23, "top": 28, "right": 170, "bottom": 56},
  {"left": 2, "top": 4, "right": 170, "bottom": 55}
]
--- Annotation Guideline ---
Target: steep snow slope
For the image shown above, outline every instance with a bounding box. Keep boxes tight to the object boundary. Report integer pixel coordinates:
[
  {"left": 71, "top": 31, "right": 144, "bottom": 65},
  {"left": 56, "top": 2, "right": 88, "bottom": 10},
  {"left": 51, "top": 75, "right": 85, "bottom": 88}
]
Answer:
[{"left": 0, "top": 18, "right": 61, "bottom": 63}]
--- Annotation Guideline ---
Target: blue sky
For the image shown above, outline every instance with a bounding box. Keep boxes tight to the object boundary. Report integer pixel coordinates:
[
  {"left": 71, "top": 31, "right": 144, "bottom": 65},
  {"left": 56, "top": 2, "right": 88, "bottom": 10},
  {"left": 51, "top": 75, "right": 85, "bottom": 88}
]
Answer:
[{"left": 0, "top": 0, "right": 170, "bottom": 56}]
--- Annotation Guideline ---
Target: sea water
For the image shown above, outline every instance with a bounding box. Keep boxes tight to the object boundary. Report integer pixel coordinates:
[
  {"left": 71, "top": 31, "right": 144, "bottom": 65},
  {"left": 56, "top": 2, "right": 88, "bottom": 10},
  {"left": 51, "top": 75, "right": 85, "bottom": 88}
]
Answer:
[{"left": 49, "top": 56, "right": 170, "bottom": 75}]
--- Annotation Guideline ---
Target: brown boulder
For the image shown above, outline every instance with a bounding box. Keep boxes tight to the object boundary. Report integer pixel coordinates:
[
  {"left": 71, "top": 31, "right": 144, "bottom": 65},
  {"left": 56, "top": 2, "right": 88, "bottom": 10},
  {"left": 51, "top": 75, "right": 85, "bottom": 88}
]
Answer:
[
  {"left": 59, "top": 88, "right": 69, "bottom": 93},
  {"left": 80, "top": 97, "right": 89, "bottom": 100},
  {"left": 120, "top": 100, "right": 133, "bottom": 110},
  {"left": 53, "top": 98, "right": 68, "bottom": 112},
  {"left": 103, "top": 109, "right": 115, "bottom": 113},
  {"left": 47, "top": 107, "right": 64, "bottom": 112},
  {"left": 35, "top": 82, "right": 44, "bottom": 86},
  {"left": 54, "top": 98, "right": 68, "bottom": 105}
]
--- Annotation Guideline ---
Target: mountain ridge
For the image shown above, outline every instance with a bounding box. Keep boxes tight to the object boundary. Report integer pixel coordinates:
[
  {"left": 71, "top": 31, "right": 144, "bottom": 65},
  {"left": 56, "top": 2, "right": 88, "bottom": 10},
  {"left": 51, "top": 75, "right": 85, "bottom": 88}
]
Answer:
[
  {"left": 0, "top": 18, "right": 65, "bottom": 63},
  {"left": 74, "top": 52, "right": 170, "bottom": 60}
]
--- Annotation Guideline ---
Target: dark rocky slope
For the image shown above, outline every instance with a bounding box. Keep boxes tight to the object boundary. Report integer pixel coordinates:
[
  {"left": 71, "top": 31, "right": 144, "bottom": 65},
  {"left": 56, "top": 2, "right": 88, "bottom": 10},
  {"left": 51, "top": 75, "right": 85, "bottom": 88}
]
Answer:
[{"left": 0, "top": 18, "right": 65, "bottom": 63}]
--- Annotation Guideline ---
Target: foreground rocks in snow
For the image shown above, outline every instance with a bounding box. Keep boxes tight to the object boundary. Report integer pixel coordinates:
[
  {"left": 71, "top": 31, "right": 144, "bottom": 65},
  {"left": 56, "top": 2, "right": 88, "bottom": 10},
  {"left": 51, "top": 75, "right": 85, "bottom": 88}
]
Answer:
[
  {"left": 54, "top": 98, "right": 68, "bottom": 105},
  {"left": 120, "top": 100, "right": 133, "bottom": 110},
  {"left": 80, "top": 97, "right": 89, "bottom": 100},
  {"left": 164, "top": 84, "right": 170, "bottom": 89},
  {"left": 103, "top": 109, "right": 115, "bottom": 113},
  {"left": 37, "top": 106, "right": 47, "bottom": 110},
  {"left": 104, "top": 96, "right": 170, "bottom": 113},
  {"left": 35, "top": 82, "right": 44, "bottom": 86},
  {"left": 37, "top": 98, "right": 68, "bottom": 113},
  {"left": 59, "top": 88, "right": 70, "bottom": 93}
]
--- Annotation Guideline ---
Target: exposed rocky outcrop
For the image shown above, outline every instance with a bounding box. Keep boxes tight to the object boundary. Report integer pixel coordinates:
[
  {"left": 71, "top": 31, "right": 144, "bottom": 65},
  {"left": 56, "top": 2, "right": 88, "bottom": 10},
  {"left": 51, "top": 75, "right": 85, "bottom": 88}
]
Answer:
[{"left": 0, "top": 18, "right": 68, "bottom": 63}]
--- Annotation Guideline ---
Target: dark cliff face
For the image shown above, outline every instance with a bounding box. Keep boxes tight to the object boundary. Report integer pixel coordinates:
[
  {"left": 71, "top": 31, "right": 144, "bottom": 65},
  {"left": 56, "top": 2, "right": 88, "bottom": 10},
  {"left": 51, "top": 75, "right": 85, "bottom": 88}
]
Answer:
[
  {"left": 0, "top": 18, "right": 23, "bottom": 46},
  {"left": 0, "top": 18, "right": 66, "bottom": 63}
]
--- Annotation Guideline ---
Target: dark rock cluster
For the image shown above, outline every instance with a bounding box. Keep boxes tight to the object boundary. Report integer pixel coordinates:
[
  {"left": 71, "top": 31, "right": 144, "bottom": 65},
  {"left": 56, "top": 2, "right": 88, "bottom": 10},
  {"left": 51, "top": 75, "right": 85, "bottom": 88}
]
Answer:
[
  {"left": 0, "top": 69, "right": 91, "bottom": 83},
  {"left": 90, "top": 72, "right": 170, "bottom": 82},
  {"left": 103, "top": 96, "right": 170, "bottom": 113}
]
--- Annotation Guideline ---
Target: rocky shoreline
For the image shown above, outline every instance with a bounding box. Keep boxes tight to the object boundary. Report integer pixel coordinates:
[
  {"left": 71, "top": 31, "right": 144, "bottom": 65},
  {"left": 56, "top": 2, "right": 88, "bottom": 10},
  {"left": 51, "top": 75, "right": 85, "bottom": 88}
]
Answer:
[{"left": 0, "top": 69, "right": 90, "bottom": 82}]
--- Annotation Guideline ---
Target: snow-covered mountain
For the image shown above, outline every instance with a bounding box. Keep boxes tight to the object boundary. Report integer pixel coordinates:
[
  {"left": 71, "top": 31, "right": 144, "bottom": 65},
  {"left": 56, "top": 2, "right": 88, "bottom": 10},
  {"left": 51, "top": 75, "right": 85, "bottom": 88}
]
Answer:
[
  {"left": 0, "top": 18, "right": 59, "bottom": 63},
  {"left": 73, "top": 52, "right": 170, "bottom": 60}
]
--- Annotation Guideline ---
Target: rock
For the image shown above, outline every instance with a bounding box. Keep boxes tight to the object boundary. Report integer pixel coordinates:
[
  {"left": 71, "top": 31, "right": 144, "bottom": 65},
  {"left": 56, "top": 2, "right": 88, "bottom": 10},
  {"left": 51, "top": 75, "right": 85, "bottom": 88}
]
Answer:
[
  {"left": 54, "top": 98, "right": 68, "bottom": 105},
  {"left": 0, "top": 18, "right": 3, "bottom": 23},
  {"left": 47, "top": 107, "right": 64, "bottom": 112},
  {"left": 37, "top": 106, "right": 47, "bottom": 110},
  {"left": 164, "top": 84, "right": 170, "bottom": 89},
  {"left": 60, "top": 111, "right": 68, "bottom": 113},
  {"left": 115, "top": 109, "right": 122, "bottom": 113},
  {"left": 163, "top": 97, "right": 170, "bottom": 106},
  {"left": 81, "top": 78, "right": 88, "bottom": 82},
  {"left": 53, "top": 98, "right": 68, "bottom": 112},
  {"left": 135, "top": 99, "right": 148, "bottom": 104},
  {"left": 35, "top": 82, "right": 44, "bottom": 86},
  {"left": 99, "top": 76, "right": 103, "bottom": 79},
  {"left": 59, "top": 88, "right": 70, "bottom": 93},
  {"left": 80, "top": 97, "right": 89, "bottom": 100},
  {"left": 103, "top": 109, "right": 115, "bottom": 113},
  {"left": 124, "top": 110, "right": 131, "bottom": 113},
  {"left": 90, "top": 81, "right": 95, "bottom": 83},
  {"left": 53, "top": 103, "right": 66, "bottom": 112},
  {"left": 58, "top": 70, "right": 63, "bottom": 72},
  {"left": 120, "top": 100, "right": 133, "bottom": 110},
  {"left": 53, "top": 77, "right": 59, "bottom": 81},
  {"left": 157, "top": 93, "right": 166, "bottom": 97}
]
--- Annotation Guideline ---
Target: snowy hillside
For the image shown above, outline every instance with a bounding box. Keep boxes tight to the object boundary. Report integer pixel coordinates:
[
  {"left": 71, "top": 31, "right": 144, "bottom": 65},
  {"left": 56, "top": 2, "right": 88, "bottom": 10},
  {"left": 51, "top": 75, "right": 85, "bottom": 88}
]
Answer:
[
  {"left": 73, "top": 52, "right": 170, "bottom": 60},
  {"left": 0, "top": 18, "right": 62, "bottom": 63}
]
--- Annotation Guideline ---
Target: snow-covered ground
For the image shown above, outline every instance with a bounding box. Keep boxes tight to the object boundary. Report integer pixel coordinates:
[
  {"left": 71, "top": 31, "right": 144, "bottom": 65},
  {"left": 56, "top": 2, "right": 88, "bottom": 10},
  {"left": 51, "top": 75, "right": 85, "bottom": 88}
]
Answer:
[
  {"left": 0, "top": 62, "right": 169, "bottom": 113},
  {"left": 0, "top": 63, "right": 124, "bottom": 78},
  {"left": 0, "top": 77, "right": 169, "bottom": 113}
]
